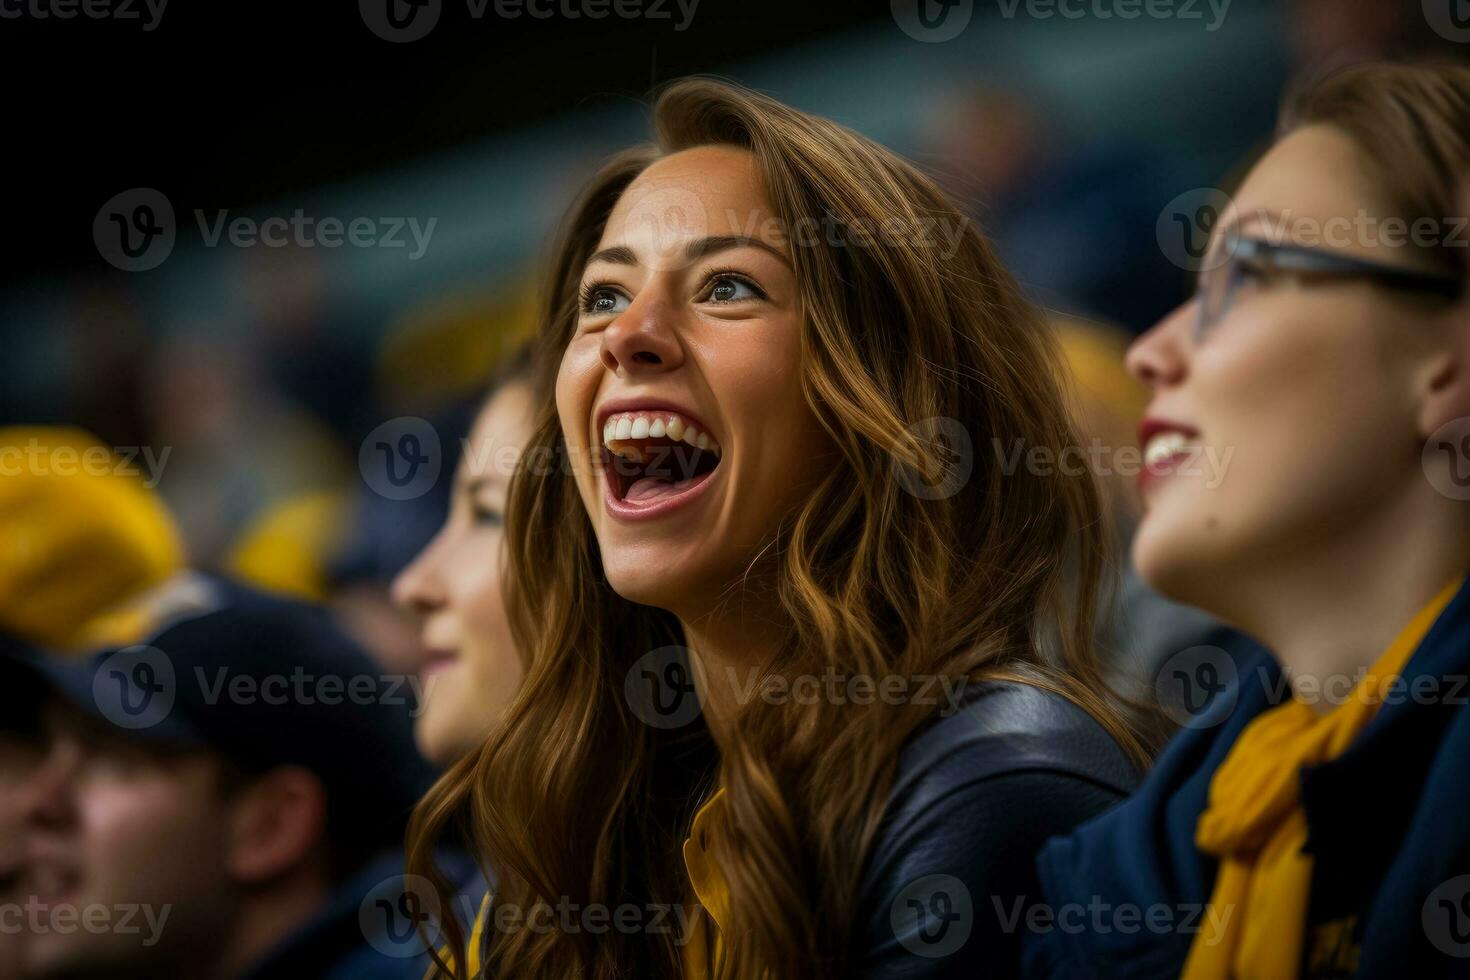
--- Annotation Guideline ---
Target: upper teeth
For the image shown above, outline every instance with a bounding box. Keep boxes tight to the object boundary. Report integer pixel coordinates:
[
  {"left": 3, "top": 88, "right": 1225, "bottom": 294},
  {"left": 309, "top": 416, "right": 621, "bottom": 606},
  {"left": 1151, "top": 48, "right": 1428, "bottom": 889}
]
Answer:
[
  {"left": 1144, "top": 431, "right": 1193, "bottom": 468},
  {"left": 602, "top": 411, "right": 720, "bottom": 460}
]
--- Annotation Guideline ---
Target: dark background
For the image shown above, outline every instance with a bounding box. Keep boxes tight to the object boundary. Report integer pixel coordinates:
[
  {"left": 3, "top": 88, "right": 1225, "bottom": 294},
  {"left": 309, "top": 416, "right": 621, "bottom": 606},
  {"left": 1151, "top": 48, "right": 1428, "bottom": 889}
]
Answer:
[{"left": 2, "top": 0, "right": 885, "bottom": 286}]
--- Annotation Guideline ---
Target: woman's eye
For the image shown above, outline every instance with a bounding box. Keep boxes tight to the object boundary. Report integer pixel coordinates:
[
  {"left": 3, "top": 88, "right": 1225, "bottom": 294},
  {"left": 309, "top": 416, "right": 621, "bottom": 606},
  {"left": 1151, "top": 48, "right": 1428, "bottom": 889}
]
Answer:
[
  {"left": 1235, "top": 259, "right": 1271, "bottom": 286},
  {"left": 703, "top": 274, "right": 763, "bottom": 304},
  {"left": 580, "top": 285, "right": 629, "bottom": 316},
  {"left": 471, "top": 501, "right": 505, "bottom": 527}
]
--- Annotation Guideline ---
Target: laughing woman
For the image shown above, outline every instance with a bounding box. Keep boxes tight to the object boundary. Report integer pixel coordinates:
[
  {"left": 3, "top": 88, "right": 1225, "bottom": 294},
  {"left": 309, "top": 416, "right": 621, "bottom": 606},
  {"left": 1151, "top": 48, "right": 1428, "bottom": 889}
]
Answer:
[
  {"left": 1025, "top": 62, "right": 1470, "bottom": 979},
  {"left": 408, "top": 78, "right": 1147, "bottom": 979}
]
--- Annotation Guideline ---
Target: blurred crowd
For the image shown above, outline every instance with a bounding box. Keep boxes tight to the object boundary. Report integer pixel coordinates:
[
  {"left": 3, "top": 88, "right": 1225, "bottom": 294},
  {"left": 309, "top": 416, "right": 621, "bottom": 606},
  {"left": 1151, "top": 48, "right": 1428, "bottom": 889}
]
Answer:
[{"left": 1, "top": 1, "right": 1467, "bottom": 977}]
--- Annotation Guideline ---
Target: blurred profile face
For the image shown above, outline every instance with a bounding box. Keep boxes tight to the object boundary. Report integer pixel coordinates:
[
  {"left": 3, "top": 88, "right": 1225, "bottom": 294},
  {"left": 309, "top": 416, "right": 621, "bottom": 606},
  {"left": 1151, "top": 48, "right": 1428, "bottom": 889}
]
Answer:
[
  {"left": 392, "top": 382, "right": 534, "bottom": 766},
  {"left": 21, "top": 700, "right": 234, "bottom": 978},
  {"left": 556, "top": 145, "right": 832, "bottom": 615},
  {"left": 1126, "top": 124, "right": 1457, "bottom": 607},
  {"left": 0, "top": 730, "right": 43, "bottom": 980}
]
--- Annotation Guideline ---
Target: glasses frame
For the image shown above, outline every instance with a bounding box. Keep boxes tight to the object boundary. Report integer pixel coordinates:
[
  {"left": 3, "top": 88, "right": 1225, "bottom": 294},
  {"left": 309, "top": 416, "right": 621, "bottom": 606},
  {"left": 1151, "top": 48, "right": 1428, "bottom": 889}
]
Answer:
[{"left": 1195, "top": 230, "right": 1465, "bottom": 340}]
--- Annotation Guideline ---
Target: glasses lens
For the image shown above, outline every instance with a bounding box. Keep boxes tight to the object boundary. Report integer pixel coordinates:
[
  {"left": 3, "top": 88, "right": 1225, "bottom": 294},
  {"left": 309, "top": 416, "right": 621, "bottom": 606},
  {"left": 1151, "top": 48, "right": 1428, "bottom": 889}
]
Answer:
[{"left": 1194, "top": 235, "right": 1247, "bottom": 341}]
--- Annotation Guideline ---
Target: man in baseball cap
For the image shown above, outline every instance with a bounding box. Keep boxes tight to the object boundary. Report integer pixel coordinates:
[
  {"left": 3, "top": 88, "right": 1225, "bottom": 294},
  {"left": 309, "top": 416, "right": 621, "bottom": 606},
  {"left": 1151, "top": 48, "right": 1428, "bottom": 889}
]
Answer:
[{"left": 4, "top": 574, "right": 437, "bottom": 979}]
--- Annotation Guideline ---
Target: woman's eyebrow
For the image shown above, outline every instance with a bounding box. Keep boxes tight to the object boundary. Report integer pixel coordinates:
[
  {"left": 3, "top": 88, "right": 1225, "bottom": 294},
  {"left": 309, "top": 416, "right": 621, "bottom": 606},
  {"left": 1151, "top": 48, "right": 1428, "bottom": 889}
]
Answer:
[
  {"left": 583, "top": 235, "right": 791, "bottom": 271},
  {"left": 585, "top": 244, "right": 639, "bottom": 267},
  {"left": 1220, "top": 207, "right": 1287, "bottom": 245},
  {"left": 684, "top": 234, "right": 791, "bottom": 268},
  {"left": 463, "top": 471, "right": 510, "bottom": 496}
]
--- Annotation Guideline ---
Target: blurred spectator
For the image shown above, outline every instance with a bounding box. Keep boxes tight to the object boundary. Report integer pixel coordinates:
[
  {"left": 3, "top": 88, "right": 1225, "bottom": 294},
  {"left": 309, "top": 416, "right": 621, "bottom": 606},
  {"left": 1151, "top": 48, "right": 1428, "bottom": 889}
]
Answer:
[
  {"left": 142, "top": 330, "right": 347, "bottom": 566},
  {"left": 55, "top": 281, "right": 153, "bottom": 453},
  {"left": 928, "top": 87, "right": 1182, "bottom": 332},
  {"left": 1288, "top": 0, "right": 1460, "bottom": 74},
  {"left": 391, "top": 343, "right": 535, "bottom": 766},
  {"left": 3, "top": 575, "right": 435, "bottom": 979},
  {"left": 233, "top": 245, "right": 378, "bottom": 446},
  {"left": 321, "top": 287, "right": 539, "bottom": 671},
  {"left": 0, "top": 721, "right": 41, "bottom": 980}
]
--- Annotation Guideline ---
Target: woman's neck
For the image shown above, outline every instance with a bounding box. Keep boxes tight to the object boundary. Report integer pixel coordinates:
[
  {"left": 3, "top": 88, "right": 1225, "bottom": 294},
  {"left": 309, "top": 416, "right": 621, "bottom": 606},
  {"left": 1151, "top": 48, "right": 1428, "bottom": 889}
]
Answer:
[
  {"left": 677, "top": 587, "right": 788, "bottom": 738},
  {"left": 1227, "top": 484, "right": 1468, "bottom": 716}
]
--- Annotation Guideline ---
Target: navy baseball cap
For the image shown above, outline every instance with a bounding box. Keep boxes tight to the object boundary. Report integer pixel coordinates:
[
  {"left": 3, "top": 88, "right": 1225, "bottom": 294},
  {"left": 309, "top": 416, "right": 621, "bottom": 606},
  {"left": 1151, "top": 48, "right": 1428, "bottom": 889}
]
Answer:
[{"left": 1, "top": 573, "right": 435, "bottom": 863}]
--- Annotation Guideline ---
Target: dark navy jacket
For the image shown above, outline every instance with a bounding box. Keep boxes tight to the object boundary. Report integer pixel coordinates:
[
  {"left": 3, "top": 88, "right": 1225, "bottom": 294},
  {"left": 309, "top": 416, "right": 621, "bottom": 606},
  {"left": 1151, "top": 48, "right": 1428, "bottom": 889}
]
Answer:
[
  {"left": 1024, "top": 578, "right": 1470, "bottom": 979},
  {"left": 858, "top": 680, "right": 1140, "bottom": 978}
]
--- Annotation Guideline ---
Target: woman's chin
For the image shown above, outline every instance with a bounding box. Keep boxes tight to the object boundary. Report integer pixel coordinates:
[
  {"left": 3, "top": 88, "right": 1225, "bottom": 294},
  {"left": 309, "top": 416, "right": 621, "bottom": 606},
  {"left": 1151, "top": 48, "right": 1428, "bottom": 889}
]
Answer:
[
  {"left": 602, "top": 555, "right": 720, "bottom": 614},
  {"left": 1132, "top": 518, "right": 1206, "bottom": 605}
]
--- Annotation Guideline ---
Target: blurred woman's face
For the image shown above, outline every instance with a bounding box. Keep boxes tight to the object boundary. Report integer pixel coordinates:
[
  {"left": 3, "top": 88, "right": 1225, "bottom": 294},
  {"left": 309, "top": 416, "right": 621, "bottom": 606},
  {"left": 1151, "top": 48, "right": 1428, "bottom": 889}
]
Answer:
[
  {"left": 392, "top": 383, "right": 533, "bottom": 766},
  {"left": 1126, "top": 124, "right": 1456, "bottom": 607},
  {"left": 556, "top": 145, "right": 832, "bottom": 616}
]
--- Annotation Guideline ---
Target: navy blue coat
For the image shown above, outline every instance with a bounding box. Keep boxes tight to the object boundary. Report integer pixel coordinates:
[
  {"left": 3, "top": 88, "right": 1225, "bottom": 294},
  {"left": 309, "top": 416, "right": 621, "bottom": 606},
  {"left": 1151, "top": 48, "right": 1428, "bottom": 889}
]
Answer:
[{"left": 1024, "top": 579, "right": 1470, "bottom": 979}]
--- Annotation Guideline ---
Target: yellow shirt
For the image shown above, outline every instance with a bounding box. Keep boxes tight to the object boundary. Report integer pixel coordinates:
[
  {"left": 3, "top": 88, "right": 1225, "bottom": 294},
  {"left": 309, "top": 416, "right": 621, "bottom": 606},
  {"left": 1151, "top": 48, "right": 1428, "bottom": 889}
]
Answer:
[
  {"left": 425, "top": 893, "right": 489, "bottom": 979},
  {"left": 434, "top": 791, "right": 728, "bottom": 979},
  {"left": 682, "top": 786, "right": 731, "bottom": 977}
]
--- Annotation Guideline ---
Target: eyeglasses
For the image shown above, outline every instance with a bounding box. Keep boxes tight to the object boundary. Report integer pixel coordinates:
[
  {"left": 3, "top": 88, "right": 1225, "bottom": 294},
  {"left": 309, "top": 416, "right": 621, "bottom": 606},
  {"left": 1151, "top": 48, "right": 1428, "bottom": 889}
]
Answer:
[{"left": 1194, "top": 230, "right": 1464, "bottom": 341}]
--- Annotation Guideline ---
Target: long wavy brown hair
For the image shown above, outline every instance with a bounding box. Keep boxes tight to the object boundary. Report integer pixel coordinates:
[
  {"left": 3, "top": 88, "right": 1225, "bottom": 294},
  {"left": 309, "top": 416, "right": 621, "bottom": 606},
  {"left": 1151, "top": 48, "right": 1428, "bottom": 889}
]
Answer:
[{"left": 407, "top": 76, "right": 1150, "bottom": 979}]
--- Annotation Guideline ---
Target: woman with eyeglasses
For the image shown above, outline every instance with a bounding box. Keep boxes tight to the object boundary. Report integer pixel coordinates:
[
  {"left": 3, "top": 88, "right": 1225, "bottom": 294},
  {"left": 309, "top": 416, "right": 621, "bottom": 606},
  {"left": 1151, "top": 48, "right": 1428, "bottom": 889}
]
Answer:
[{"left": 1023, "top": 61, "right": 1470, "bottom": 979}]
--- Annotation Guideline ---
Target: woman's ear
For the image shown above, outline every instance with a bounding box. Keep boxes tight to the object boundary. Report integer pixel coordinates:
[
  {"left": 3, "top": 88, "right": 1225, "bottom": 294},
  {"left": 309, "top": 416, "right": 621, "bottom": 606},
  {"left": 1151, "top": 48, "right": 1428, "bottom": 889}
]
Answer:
[
  {"left": 223, "top": 765, "right": 328, "bottom": 884},
  {"left": 1416, "top": 186, "right": 1470, "bottom": 439}
]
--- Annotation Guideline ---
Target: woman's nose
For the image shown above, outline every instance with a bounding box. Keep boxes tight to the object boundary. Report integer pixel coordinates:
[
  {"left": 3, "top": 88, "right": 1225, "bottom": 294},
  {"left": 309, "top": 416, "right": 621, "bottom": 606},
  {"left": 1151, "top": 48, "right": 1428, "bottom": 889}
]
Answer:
[
  {"left": 1126, "top": 303, "right": 1192, "bottom": 388},
  {"left": 600, "top": 295, "right": 683, "bottom": 377}
]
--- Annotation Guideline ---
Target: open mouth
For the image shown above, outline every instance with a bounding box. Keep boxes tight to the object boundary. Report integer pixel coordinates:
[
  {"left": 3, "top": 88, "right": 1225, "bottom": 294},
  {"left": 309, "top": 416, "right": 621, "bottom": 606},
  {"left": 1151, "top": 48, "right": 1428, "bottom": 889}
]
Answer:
[
  {"left": 1137, "top": 418, "right": 1202, "bottom": 491},
  {"left": 1143, "top": 431, "right": 1197, "bottom": 475},
  {"left": 599, "top": 410, "right": 723, "bottom": 512}
]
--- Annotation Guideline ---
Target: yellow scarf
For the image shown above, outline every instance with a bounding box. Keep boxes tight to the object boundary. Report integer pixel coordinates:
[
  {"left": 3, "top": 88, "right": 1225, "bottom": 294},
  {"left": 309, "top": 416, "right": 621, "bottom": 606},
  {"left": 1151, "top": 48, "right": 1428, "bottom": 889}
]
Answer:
[
  {"left": 425, "top": 893, "right": 489, "bottom": 979},
  {"left": 682, "top": 786, "right": 730, "bottom": 977},
  {"left": 1182, "top": 576, "right": 1463, "bottom": 980}
]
